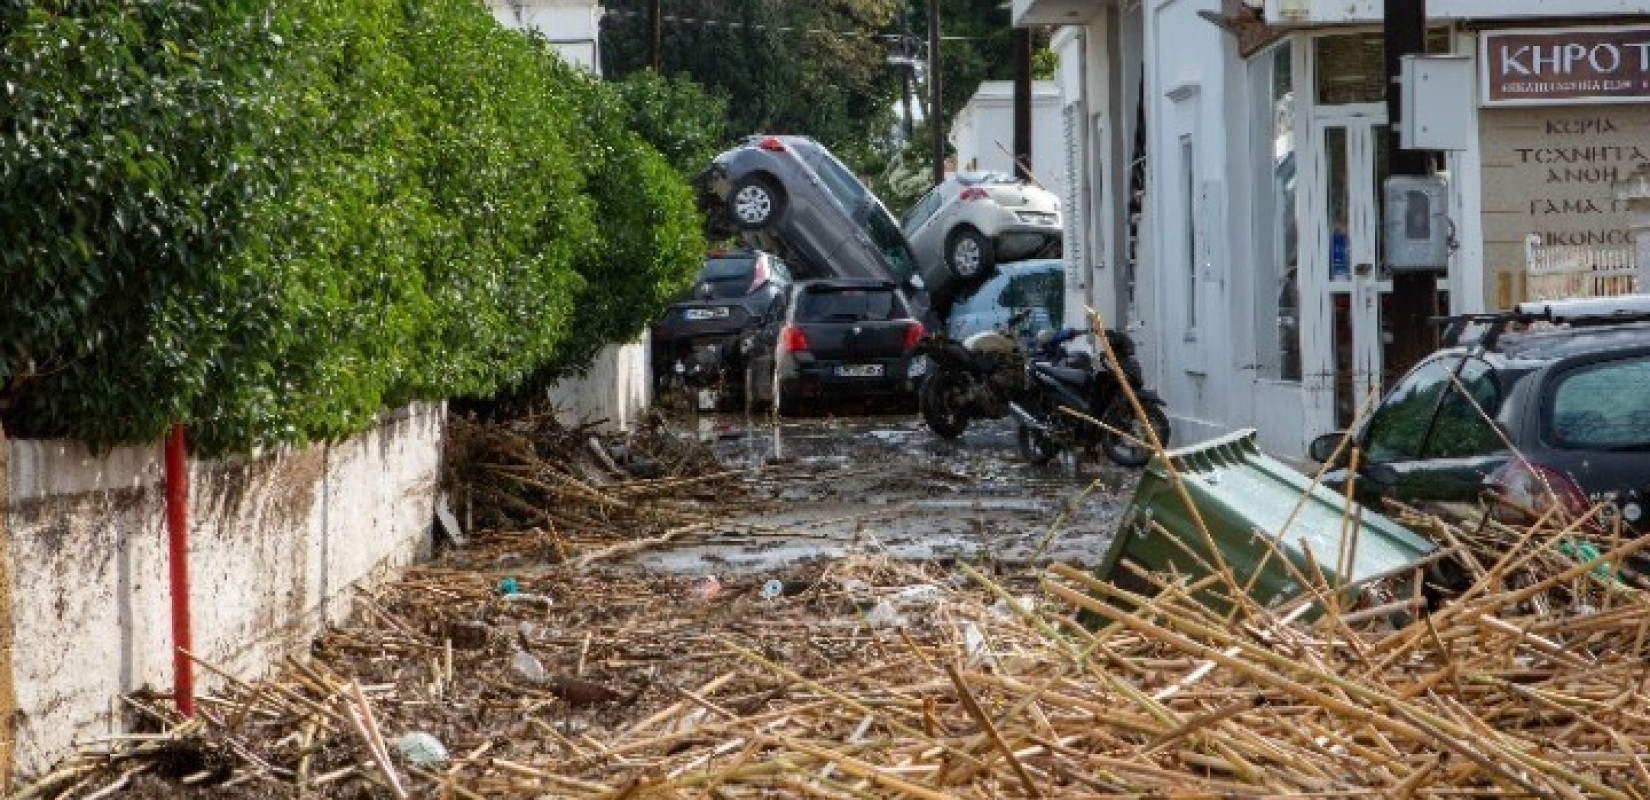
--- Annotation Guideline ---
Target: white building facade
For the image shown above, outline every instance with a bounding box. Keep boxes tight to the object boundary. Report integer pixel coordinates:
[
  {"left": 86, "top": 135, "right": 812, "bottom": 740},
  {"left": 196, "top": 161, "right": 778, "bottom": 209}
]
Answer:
[
  {"left": 1017, "top": 0, "right": 1650, "bottom": 456},
  {"left": 485, "top": 0, "right": 604, "bottom": 73}
]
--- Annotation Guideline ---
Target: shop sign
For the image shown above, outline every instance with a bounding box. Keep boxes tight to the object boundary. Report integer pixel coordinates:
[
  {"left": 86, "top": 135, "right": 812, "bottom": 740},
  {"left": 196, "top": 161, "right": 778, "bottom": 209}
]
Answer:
[{"left": 1481, "top": 26, "right": 1650, "bottom": 106}]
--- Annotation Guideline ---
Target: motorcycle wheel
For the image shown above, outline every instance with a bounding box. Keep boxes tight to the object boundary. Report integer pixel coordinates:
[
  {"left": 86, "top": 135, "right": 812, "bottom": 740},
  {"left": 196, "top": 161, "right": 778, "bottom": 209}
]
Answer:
[
  {"left": 1101, "top": 402, "right": 1171, "bottom": 468},
  {"left": 1017, "top": 419, "right": 1060, "bottom": 466},
  {"left": 919, "top": 371, "right": 971, "bottom": 439}
]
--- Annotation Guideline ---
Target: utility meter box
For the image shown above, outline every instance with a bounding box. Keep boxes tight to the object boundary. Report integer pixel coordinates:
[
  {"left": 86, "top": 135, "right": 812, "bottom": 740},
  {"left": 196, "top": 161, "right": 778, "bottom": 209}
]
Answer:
[
  {"left": 1399, "top": 55, "right": 1473, "bottom": 151},
  {"left": 1383, "top": 175, "right": 1449, "bottom": 271}
]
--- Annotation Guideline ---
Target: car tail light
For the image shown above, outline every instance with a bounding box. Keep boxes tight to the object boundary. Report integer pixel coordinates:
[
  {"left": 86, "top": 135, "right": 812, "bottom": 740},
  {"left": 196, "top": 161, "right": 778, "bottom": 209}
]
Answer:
[
  {"left": 756, "top": 136, "right": 786, "bottom": 152},
  {"left": 959, "top": 187, "right": 989, "bottom": 202},
  {"left": 780, "top": 325, "right": 810, "bottom": 352},
  {"left": 749, "top": 255, "right": 770, "bottom": 292},
  {"left": 903, "top": 321, "right": 926, "bottom": 350},
  {"left": 1486, "top": 460, "right": 1592, "bottom": 526}
]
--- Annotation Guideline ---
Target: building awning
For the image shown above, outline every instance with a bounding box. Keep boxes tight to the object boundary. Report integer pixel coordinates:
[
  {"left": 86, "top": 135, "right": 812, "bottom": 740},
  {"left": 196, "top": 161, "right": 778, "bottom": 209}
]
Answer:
[{"left": 1011, "top": 0, "right": 1110, "bottom": 27}]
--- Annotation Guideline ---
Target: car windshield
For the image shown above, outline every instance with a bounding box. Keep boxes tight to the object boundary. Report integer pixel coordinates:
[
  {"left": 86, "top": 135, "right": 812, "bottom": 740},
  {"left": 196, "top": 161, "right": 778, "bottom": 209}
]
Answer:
[
  {"left": 802, "top": 147, "right": 869, "bottom": 213},
  {"left": 1000, "top": 269, "right": 1062, "bottom": 311},
  {"left": 701, "top": 256, "right": 755, "bottom": 281},
  {"left": 1364, "top": 356, "right": 1503, "bottom": 462},
  {"left": 862, "top": 204, "right": 919, "bottom": 280},
  {"left": 1547, "top": 356, "right": 1650, "bottom": 450},
  {"left": 695, "top": 256, "right": 760, "bottom": 299},
  {"left": 958, "top": 172, "right": 1019, "bottom": 186},
  {"left": 796, "top": 287, "right": 904, "bottom": 322}
]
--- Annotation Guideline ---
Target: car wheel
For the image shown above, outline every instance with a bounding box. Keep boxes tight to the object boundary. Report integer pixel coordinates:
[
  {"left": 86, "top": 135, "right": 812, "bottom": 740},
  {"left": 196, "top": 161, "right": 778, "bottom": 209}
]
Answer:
[
  {"left": 777, "top": 379, "right": 810, "bottom": 417},
  {"left": 919, "top": 371, "right": 970, "bottom": 439},
  {"left": 1099, "top": 402, "right": 1170, "bottom": 468},
  {"left": 729, "top": 176, "right": 784, "bottom": 230},
  {"left": 945, "top": 227, "right": 995, "bottom": 283}
]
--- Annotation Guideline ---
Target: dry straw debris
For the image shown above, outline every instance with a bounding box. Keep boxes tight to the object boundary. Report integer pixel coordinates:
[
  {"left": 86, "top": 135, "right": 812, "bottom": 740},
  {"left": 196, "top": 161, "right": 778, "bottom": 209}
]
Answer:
[{"left": 16, "top": 412, "right": 1650, "bottom": 799}]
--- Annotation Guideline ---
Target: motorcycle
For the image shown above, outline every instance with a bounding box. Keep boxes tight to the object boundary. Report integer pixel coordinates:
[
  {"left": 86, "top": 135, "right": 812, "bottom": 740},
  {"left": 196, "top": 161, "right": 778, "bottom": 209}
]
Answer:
[
  {"left": 915, "top": 311, "right": 1037, "bottom": 439},
  {"left": 1009, "top": 326, "right": 1172, "bottom": 468}
]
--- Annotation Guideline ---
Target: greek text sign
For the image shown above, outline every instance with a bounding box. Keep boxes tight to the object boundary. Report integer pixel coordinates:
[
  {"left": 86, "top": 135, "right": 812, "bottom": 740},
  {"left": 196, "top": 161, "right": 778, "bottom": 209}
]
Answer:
[{"left": 1481, "top": 26, "right": 1650, "bottom": 106}]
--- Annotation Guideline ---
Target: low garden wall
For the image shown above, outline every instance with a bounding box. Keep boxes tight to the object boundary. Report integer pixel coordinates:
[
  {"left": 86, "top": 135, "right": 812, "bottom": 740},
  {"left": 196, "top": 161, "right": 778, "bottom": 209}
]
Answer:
[{"left": 2, "top": 403, "right": 444, "bottom": 780}]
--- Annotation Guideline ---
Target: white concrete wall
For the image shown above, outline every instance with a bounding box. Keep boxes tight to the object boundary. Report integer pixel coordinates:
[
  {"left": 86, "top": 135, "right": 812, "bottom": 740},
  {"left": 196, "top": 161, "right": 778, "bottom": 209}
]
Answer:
[
  {"left": 486, "top": 0, "right": 603, "bottom": 74},
  {"left": 950, "top": 81, "right": 1069, "bottom": 201},
  {"left": 4, "top": 403, "right": 443, "bottom": 777},
  {"left": 546, "top": 341, "right": 652, "bottom": 431}
]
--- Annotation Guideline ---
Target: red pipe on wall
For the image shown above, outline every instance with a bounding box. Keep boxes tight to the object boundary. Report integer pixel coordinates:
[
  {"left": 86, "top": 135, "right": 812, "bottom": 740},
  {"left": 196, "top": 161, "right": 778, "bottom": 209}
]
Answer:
[{"left": 164, "top": 422, "right": 194, "bottom": 718}]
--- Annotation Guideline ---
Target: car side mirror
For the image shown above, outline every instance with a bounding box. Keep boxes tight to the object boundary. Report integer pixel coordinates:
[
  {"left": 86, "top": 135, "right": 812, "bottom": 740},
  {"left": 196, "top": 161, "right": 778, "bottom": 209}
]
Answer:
[{"left": 1308, "top": 432, "right": 1349, "bottom": 464}]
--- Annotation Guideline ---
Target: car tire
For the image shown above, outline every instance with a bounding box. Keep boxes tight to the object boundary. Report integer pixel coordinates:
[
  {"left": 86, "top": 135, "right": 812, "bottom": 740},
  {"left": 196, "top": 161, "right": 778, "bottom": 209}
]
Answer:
[
  {"left": 777, "top": 379, "right": 810, "bottom": 417},
  {"left": 1100, "top": 402, "right": 1170, "bottom": 468},
  {"left": 729, "top": 176, "right": 784, "bottom": 230},
  {"left": 945, "top": 227, "right": 995, "bottom": 283}
]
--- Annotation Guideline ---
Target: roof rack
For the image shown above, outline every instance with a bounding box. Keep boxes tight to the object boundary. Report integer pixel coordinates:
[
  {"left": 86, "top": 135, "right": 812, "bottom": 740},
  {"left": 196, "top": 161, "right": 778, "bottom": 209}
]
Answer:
[{"left": 1434, "top": 294, "right": 1650, "bottom": 350}]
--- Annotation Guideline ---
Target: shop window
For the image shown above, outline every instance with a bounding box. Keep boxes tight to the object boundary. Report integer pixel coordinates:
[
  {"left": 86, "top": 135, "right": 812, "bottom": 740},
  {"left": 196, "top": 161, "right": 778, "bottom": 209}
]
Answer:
[
  {"left": 1314, "top": 29, "right": 1454, "bottom": 106},
  {"left": 1249, "top": 42, "right": 1299, "bottom": 381}
]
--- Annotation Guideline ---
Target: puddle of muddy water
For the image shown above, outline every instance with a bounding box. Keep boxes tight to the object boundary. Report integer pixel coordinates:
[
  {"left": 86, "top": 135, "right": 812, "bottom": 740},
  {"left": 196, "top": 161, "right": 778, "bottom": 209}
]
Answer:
[{"left": 632, "top": 409, "right": 1137, "bottom": 577}]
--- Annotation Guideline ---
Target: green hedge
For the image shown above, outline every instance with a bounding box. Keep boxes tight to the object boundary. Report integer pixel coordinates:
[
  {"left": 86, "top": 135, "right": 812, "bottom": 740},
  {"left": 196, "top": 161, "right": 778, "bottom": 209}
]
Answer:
[{"left": 0, "top": 0, "right": 707, "bottom": 454}]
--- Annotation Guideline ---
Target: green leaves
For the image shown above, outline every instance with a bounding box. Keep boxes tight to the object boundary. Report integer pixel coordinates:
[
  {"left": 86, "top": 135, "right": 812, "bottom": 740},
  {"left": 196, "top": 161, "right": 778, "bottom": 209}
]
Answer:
[{"left": 0, "top": 0, "right": 708, "bottom": 455}]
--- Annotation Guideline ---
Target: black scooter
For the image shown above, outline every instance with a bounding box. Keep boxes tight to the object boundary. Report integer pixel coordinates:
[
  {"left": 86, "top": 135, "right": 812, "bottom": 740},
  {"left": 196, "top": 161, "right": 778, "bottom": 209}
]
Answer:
[{"left": 1008, "top": 327, "right": 1171, "bottom": 468}]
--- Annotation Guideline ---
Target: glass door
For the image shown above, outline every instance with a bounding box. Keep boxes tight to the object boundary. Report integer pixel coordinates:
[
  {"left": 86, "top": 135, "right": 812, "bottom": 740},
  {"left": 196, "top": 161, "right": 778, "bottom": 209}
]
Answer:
[{"left": 1313, "top": 108, "right": 1391, "bottom": 430}]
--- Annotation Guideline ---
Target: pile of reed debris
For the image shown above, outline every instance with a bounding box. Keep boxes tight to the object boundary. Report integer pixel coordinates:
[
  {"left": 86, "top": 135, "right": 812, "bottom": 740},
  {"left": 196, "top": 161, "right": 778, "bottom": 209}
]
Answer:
[{"left": 16, "top": 414, "right": 1650, "bottom": 798}]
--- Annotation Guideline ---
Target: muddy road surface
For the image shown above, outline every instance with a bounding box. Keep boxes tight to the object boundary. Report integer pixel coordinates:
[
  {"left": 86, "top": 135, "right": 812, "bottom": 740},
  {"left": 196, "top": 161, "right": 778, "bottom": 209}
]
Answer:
[{"left": 627, "top": 409, "right": 1141, "bottom": 576}]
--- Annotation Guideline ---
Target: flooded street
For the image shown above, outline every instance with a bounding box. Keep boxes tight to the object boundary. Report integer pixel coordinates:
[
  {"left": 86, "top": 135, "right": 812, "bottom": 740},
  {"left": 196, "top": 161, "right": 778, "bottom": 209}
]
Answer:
[{"left": 627, "top": 409, "right": 1141, "bottom": 575}]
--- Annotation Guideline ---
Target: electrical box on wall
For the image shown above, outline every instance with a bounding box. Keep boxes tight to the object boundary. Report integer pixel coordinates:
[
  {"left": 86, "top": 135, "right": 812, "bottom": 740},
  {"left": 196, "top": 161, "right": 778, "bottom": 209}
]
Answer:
[
  {"left": 1383, "top": 176, "right": 1450, "bottom": 271},
  {"left": 1399, "top": 55, "right": 1474, "bottom": 151}
]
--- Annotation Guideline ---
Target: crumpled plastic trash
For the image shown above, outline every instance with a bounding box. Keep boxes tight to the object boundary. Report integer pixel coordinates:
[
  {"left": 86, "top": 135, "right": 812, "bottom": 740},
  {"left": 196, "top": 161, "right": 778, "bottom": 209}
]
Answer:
[
  {"left": 888, "top": 584, "right": 944, "bottom": 608},
  {"left": 863, "top": 600, "right": 908, "bottom": 629},
  {"left": 501, "top": 593, "right": 554, "bottom": 609},
  {"left": 511, "top": 648, "right": 548, "bottom": 685},
  {"left": 394, "top": 732, "right": 449, "bottom": 766},
  {"left": 862, "top": 584, "right": 948, "bottom": 629},
  {"left": 989, "top": 595, "right": 1038, "bottom": 619},
  {"left": 962, "top": 621, "right": 996, "bottom": 668}
]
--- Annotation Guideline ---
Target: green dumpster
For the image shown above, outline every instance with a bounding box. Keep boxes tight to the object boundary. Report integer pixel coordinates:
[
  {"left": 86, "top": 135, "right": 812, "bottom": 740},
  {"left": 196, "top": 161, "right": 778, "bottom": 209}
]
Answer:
[{"left": 1098, "top": 429, "right": 1435, "bottom": 612}]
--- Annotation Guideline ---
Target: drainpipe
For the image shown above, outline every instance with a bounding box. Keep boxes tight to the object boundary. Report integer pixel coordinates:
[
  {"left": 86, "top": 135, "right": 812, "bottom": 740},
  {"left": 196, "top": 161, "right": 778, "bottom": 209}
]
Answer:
[{"left": 164, "top": 423, "right": 193, "bottom": 717}]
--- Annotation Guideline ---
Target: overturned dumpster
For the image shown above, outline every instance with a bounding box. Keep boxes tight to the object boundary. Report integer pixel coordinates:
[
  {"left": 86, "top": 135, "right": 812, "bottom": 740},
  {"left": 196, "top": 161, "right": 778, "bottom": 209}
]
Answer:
[{"left": 1099, "top": 429, "right": 1436, "bottom": 611}]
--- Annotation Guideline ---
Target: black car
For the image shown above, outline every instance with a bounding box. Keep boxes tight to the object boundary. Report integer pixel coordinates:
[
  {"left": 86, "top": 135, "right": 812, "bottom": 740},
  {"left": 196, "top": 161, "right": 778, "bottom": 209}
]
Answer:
[
  {"left": 696, "top": 135, "right": 936, "bottom": 326},
  {"left": 651, "top": 250, "right": 793, "bottom": 406},
  {"left": 757, "top": 278, "right": 928, "bottom": 412},
  {"left": 1311, "top": 295, "right": 1650, "bottom": 531}
]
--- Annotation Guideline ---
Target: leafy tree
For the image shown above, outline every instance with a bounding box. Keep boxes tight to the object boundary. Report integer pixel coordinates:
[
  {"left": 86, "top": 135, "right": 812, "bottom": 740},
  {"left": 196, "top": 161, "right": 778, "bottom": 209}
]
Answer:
[
  {"left": 600, "top": 0, "right": 902, "bottom": 167},
  {"left": 0, "top": 0, "right": 707, "bottom": 453},
  {"left": 600, "top": 0, "right": 1052, "bottom": 215}
]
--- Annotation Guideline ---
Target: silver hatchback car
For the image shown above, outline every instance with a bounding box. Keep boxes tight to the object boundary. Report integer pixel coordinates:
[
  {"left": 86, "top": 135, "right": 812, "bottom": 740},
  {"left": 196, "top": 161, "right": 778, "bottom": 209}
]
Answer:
[{"left": 900, "top": 172, "right": 1062, "bottom": 303}]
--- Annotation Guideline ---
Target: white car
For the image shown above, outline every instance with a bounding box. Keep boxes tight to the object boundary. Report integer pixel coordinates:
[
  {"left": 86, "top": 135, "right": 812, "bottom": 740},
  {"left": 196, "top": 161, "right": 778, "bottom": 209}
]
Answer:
[{"left": 900, "top": 172, "right": 1062, "bottom": 303}]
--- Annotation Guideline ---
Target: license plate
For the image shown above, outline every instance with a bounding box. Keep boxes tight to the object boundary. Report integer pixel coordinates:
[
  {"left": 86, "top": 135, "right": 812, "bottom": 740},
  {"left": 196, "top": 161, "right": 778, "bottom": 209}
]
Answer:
[
  {"left": 836, "top": 364, "right": 884, "bottom": 378},
  {"left": 684, "top": 307, "right": 730, "bottom": 321}
]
